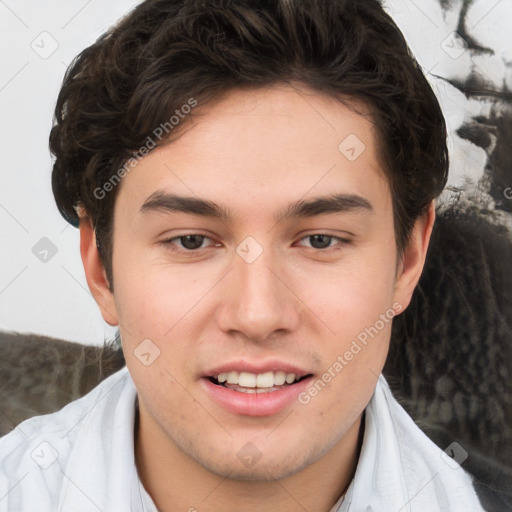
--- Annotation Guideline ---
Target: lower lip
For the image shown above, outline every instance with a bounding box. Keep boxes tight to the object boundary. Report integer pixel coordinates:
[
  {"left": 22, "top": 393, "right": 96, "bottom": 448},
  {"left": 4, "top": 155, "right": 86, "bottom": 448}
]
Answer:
[{"left": 200, "top": 376, "right": 313, "bottom": 417}]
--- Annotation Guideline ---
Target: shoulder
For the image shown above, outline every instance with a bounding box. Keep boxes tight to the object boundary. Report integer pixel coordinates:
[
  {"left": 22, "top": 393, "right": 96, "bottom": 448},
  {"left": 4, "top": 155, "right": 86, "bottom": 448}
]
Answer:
[
  {"left": 368, "top": 376, "right": 485, "bottom": 511},
  {"left": 0, "top": 367, "right": 132, "bottom": 510}
]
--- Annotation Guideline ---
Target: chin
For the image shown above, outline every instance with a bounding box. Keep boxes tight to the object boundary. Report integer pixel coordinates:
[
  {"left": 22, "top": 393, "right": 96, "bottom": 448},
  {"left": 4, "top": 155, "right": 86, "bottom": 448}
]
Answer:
[
  {"left": 188, "top": 435, "right": 326, "bottom": 482},
  {"left": 202, "top": 454, "right": 311, "bottom": 482}
]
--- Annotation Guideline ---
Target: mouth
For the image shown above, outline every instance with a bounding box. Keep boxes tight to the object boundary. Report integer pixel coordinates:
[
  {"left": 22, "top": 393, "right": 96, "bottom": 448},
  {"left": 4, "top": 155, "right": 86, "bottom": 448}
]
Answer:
[
  {"left": 207, "top": 370, "right": 312, "bottom": 394},
  {"left": 201, "top": 367, "right": 314, "bottom": 416}
]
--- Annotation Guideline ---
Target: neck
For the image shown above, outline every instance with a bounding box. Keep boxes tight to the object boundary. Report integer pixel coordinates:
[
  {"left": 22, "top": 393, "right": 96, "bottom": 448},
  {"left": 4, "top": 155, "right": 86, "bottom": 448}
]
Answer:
[{"left": 135, "top": 405, "right": 365, "bottom": 512}]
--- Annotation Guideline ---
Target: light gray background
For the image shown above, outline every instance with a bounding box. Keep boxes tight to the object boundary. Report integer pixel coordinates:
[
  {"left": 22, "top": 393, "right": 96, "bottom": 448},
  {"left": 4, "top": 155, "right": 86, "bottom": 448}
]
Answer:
[{"left": 1, "top": 0, "right": 509, "bottom": 345}]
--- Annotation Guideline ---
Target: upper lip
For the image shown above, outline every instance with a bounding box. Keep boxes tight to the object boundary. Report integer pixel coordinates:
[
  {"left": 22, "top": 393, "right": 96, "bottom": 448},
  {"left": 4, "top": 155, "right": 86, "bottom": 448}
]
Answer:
[{"left": 203, "top": 360, "right": 311, "bottom": 378}]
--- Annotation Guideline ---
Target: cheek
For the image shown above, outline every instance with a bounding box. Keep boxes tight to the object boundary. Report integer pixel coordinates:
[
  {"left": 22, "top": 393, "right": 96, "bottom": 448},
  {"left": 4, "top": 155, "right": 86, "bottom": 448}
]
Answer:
[
  {"left": 111, "top": 254, "right": 214, "bottom": 394},
  {"left": 292, "top": 243, "right": 396, "bottom": 404},
  {"left": 298, "top": 247, "right": 397, "bottom": 335},
  {"left": 111, "top": 251, "right": 206, "bottom": 339}
]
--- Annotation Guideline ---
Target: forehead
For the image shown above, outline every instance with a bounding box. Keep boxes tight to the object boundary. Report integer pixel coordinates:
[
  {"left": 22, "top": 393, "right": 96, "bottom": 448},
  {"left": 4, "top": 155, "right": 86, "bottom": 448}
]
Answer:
[{"left": 114, "top": 84, "right": 391, "bottom": 221}]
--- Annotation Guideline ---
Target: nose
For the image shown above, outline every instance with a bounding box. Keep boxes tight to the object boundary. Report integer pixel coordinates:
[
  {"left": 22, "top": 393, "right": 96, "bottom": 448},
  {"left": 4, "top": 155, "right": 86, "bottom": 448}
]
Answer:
[{"left": 216, "top": 242, "right": 301, "bottom": 343}]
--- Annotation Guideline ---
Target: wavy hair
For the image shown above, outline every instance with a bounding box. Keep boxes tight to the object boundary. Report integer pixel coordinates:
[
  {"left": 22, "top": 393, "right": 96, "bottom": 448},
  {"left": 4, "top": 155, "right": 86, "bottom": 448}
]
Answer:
[{"left": 50, "top": 0, "right": 448, "bottom": 288}]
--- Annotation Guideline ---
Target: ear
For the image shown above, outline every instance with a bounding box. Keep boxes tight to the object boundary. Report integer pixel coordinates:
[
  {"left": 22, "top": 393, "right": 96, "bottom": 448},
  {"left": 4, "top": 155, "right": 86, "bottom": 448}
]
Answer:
[
  {"left": 79, "top": 217, "right": 119, "bottom": 326},
  {"left": 393, "top": 201, "right": 435, "bottom": 311}
]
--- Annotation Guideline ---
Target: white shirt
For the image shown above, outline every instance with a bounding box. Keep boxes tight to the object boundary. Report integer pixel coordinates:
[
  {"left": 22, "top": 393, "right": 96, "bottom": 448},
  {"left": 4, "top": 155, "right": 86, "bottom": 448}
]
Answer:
[{"left": 0, "top": 366, "right": 485, "bottom": 511}]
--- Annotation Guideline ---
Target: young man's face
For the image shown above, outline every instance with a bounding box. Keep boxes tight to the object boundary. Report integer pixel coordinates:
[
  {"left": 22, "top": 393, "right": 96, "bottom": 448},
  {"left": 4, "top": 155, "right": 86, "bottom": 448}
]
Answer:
[{"left": 82, "top": 84, "right": 432, "bottom": 481}]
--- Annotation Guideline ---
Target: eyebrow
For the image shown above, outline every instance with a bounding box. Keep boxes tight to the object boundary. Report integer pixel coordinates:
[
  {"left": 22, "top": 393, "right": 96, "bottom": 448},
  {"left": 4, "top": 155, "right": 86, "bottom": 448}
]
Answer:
[{"left": 140, "top": 190, "right": 373, "bottom": 222}]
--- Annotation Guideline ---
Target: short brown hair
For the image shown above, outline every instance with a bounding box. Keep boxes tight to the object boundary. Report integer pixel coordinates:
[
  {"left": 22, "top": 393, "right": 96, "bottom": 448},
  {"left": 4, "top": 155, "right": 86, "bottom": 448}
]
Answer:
[{"left": 50, "top": 0, "right": 448, "bottom": 288}]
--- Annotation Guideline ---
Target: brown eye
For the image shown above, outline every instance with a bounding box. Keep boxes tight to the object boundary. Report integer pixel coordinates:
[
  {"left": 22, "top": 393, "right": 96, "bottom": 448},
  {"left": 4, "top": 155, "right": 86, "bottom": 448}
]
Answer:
[
  {"left": 161, "top": 233, "right": 216, "bottom": 254},
  {"left": 177, "top": 234, "right": 207, "bottom": 250},
  {"left": 297, "top": 234, "right": 351, "bottom": 251},
  {"left": 308, "top": 234, "right": 333, "bottom": 249}
]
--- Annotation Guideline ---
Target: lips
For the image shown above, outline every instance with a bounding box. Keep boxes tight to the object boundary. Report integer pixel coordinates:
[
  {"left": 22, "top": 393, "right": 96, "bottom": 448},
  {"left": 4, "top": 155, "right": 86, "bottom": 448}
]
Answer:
[{"left": 201, "top": 361, "right": 313, "bottom": 416}]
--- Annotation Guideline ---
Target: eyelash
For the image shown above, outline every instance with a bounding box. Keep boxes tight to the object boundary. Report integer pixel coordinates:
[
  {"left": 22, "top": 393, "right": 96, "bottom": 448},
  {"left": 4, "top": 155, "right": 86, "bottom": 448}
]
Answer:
[{"left": 160, "top": 233, "right": 352, "bottom": 255}]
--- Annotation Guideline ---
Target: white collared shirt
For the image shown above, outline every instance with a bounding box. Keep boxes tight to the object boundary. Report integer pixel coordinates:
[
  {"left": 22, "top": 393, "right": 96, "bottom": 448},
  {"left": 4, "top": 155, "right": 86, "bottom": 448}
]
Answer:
[{"left": 0, "top": 367, "right": 485, "bottom": 511}]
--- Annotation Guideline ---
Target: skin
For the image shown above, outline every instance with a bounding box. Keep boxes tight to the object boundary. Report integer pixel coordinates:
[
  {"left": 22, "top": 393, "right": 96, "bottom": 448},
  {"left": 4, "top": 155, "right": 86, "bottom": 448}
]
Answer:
[{"left": 80, "top": 84, "right": 435, "bottom": 512}]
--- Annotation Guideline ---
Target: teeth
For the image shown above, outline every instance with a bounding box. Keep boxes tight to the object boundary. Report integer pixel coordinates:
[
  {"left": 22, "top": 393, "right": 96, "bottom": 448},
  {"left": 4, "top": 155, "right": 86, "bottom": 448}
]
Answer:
[
  {"left": 226, "top": 371, "right": 238, "bottom": 384},
  {"left": 256, "top": 371, "right": 274, "bottom": 388},
  {"left": 274, "top": 371, "right": 286, "bottom": 386},
  {"left": 285, "top": 373, "right": 296, "bottom": 384},
  {"left": 239, "top": 372, "right": 257, "bottom": 387},
  {"left": 214, "top": 371, "right": 300, "bottom": 388}
]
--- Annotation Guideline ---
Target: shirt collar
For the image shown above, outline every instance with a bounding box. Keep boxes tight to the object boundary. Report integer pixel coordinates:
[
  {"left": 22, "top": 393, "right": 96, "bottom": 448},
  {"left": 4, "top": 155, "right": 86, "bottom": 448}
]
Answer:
[{"left": 60, "top": 369, "right": 482, "bottom": 512}]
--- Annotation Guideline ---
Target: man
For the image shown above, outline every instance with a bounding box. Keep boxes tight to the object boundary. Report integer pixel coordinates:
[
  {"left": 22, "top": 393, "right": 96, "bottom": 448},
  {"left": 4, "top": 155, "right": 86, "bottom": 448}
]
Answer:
[{"left": 0, "top": 0, "right": 486, "bottom": 510}]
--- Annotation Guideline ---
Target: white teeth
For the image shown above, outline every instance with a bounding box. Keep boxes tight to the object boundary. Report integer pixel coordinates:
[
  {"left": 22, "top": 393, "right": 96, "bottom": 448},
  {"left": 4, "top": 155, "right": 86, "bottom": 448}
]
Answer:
[
  {"left": 226, "top": 371, "right": 238, "bottom": 384},
  {"left": 285, "top": 373, "right": 296, "bottom": 384},
  {"left": 256, "top": 371, "right": 275, "bottom": 388},
  {"left": 214, "top": 370, "right": 303, "bottom": 388},
  {"left": 239, "top": 372, "right": 257, "bottom": 387},
  {"left": 274, "top": 371, "right": 286, "bottom": 386}
]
